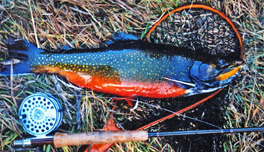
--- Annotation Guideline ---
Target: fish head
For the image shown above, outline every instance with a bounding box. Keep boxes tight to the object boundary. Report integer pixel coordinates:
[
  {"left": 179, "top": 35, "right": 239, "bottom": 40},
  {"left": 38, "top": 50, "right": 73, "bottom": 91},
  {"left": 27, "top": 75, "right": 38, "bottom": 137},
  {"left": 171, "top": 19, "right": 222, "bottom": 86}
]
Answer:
[{"left": 187, "top": 59, "right": 243, "bottom": 95}]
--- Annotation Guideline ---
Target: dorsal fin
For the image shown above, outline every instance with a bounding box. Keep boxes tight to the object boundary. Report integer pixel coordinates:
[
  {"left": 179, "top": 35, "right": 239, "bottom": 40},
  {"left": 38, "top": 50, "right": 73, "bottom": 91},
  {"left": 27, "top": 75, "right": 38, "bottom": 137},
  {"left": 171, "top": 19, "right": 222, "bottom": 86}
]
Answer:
[
  {"left": 144, "top": 4, "right": 243, "bottom": 60},
  {"left": 105, "top": 32, "right": 139, "bottom": 45}
]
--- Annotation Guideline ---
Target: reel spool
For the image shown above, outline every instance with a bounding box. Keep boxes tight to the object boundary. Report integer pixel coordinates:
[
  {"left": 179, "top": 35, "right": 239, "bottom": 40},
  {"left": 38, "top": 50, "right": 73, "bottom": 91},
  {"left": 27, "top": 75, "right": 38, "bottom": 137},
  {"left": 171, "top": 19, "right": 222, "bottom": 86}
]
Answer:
[{"left": 18, "top": 93, "right": 63, "bottom": 137}]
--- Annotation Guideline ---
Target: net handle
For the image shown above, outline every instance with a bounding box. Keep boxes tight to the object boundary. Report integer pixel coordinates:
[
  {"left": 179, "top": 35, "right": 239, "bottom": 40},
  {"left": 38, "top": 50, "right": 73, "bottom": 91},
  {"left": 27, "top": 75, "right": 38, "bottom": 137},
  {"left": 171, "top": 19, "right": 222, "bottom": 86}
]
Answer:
[{"left": 145, "top": 4, "right": 244, "bottom": 59}]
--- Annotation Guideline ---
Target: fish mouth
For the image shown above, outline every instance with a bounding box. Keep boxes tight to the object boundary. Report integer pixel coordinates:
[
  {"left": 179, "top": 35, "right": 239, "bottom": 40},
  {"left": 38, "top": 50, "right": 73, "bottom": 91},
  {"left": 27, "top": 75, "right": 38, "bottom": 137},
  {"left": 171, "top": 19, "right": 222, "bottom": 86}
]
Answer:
[{"left": 216, "top": 61, "right": 244, "bottom": 81}]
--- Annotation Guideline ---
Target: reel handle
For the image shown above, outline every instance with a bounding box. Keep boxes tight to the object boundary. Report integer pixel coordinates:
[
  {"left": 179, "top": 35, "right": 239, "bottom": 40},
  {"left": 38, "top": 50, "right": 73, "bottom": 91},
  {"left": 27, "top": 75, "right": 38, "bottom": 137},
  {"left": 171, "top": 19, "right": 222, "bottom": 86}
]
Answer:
[{"left": 54, "top": 130, "right": 148, "bottom": 147}]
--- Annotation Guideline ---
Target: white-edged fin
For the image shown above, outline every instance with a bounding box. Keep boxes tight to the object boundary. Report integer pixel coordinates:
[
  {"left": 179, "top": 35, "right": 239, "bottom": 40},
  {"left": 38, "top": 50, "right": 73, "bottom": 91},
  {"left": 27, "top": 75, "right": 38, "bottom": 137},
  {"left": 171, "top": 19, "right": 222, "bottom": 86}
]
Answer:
[
  {"left": 163, "top": 77, "right": 195, "bottom": 87},
  {"left": 130, "top": 98, "right": 139, "bottom": 111},
  {"left": 185, "top": 87, "right": 221, "bottom": 97},
  {"left": 0, "top": 59, "right": 21, "bottom": 65}
]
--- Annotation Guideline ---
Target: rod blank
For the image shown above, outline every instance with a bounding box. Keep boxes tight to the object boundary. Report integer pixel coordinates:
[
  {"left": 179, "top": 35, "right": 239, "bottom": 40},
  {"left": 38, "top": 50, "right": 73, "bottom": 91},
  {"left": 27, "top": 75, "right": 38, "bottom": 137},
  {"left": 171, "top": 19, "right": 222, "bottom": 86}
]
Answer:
[{"left": 148, "top": 127, "right": 264, "bottom": 137}]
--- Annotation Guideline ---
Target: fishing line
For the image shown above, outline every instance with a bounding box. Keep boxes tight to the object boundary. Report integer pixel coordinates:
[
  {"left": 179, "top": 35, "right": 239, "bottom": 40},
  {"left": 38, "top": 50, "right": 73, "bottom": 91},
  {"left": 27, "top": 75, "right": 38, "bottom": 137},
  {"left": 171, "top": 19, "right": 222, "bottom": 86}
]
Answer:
[
  {"left": 48, "top": 75, "right": 238, "bottom": 131},
  {"left": 14, "top": 85, "right": 257, "bottom": 133},
  {"left": 135, "top": 99, "right": 221, "bottom": 129},
  {"left": 39, "top": 76, "right": 261, "bottom": 132}
]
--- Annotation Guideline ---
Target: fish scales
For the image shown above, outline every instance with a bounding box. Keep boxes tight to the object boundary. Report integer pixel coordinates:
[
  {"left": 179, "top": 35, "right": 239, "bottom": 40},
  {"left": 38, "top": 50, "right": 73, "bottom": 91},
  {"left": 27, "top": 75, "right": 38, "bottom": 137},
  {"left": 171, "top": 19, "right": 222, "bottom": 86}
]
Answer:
[
  {"left": 30, "top": 41, "right": 194, "bottom": 98},
  {"left": 33, "top": 49, "right": 193, "bottom": 83}
]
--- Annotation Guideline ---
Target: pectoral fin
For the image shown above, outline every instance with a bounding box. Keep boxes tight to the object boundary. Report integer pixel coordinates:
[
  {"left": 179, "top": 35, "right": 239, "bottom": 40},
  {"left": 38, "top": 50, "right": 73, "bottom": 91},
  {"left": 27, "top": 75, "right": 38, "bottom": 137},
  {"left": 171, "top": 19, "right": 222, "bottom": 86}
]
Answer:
[
  {"left": 163, "top": 76, "right": 195, "bottom": 89},
  {"left": 86, "top": 116, "right": 120, "bottom": 152}
]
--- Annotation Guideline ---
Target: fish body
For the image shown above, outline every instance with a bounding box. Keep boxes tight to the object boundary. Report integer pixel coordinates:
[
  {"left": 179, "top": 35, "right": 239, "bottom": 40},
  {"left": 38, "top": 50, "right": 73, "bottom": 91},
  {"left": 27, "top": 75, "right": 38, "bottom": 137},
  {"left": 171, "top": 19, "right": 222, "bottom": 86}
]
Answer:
[{"left": 1, "top": 33, "right": 242, "bottom": 98}]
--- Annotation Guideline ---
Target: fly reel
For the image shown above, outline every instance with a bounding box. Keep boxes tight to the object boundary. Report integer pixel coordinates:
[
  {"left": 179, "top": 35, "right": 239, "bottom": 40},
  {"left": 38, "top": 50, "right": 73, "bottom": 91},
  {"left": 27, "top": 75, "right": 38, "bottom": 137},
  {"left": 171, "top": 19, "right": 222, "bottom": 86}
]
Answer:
[{"left": 18, "top": 93, "right": 63, "bottom": 137}]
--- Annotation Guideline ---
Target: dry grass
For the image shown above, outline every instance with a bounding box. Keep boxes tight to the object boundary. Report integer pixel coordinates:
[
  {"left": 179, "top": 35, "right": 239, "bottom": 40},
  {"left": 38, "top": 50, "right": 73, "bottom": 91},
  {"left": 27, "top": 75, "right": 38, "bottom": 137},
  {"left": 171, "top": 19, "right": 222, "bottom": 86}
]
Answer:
[{"left": 0, "top": 0, "right": 263, "bottom": 151}]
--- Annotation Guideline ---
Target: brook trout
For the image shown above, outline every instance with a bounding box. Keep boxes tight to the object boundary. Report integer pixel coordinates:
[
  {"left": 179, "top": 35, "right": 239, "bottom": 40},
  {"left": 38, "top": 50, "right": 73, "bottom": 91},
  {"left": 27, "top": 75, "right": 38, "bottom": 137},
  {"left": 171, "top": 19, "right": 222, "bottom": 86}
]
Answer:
[{"left": 1, "top": 33, "right": 243, "bottom": 98}]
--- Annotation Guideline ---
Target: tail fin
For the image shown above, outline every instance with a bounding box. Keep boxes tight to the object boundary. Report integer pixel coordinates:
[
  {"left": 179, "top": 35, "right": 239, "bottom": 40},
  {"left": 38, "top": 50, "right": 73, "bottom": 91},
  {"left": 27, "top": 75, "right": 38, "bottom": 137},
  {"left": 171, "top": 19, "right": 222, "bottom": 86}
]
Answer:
[{"left": 0, "top": 38, "right": 43, "bottom": 75}]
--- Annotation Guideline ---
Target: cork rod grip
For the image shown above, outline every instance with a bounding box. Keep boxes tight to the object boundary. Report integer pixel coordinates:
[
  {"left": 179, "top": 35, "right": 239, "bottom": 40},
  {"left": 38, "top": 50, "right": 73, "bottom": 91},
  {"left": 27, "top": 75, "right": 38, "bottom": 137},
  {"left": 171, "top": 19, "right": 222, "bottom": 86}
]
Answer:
[{"left": 53, "top": 131, "right": 148, "bottom": 147}]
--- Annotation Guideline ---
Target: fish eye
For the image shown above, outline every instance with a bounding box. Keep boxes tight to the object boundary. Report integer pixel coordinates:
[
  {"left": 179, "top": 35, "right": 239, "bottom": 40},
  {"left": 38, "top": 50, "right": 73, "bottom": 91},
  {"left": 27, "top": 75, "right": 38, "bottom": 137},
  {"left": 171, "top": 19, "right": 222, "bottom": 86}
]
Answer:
[{"left": 218, "top": 59, "right": 225, "bottom": 65}]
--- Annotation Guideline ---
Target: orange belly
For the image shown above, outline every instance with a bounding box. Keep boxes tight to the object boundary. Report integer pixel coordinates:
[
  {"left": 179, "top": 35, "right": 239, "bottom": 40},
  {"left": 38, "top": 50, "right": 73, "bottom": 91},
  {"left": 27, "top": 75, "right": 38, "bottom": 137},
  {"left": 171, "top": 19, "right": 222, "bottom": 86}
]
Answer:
[{"left": 58, "top": 70, "right": 186, "bottom": 98}]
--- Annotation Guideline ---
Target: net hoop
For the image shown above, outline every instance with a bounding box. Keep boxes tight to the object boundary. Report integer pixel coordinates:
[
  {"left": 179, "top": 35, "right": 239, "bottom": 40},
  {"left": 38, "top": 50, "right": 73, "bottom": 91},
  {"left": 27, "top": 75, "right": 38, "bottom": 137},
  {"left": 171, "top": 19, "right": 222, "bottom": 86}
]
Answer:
[{"left": 145, "top": 4, "right": 244, "bottom": 59}]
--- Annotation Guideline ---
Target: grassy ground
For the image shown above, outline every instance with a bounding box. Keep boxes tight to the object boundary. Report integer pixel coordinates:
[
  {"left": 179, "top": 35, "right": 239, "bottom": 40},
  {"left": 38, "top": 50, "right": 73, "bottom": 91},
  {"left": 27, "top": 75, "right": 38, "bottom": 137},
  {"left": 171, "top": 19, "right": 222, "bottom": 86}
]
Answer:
[{"left": 0, "top": 0, "right": 263, "bottom": 151}]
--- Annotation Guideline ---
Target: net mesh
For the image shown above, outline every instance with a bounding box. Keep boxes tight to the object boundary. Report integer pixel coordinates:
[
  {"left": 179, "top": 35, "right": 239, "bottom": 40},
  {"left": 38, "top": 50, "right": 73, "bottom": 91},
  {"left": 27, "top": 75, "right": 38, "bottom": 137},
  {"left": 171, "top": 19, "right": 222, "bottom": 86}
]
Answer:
[{"left": 146, "top": 7, "right": 242, "bottom": 59}]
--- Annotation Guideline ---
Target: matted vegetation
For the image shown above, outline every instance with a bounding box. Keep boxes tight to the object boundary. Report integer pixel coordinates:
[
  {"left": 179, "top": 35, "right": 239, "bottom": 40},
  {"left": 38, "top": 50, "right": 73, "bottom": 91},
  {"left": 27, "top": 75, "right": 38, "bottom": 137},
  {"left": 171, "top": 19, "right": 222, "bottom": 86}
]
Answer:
[{"left": 0, "top": 0, "right": 263, "bottom": 151}]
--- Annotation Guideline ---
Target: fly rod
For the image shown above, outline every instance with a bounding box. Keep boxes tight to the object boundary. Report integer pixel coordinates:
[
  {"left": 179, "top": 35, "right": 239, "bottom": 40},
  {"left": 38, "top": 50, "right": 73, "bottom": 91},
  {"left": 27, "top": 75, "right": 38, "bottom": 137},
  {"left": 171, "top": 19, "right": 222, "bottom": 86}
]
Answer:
[
  {"left": 14, "top": 127, "right": 264, "bottom": 148},
  {"left": 14, "top": 93, "right": 264, "bottom": 148}
]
